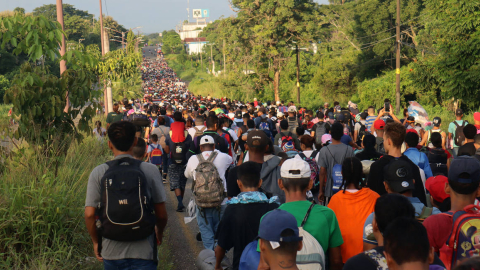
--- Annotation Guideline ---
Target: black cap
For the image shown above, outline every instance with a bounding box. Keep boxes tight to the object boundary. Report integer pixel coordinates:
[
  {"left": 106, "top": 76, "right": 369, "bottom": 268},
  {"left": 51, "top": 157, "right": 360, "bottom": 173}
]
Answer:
[
  {"left": 384, "top": 159, "right": 415, "bottom": 193},
  {"left": 432, "top": 117, "right": 442, "bottom": 127},
  {"left": 455, "top": 108, "right": 463, "bottom": 116},
  {"left": 247, "top": 130, "right": 269, "bottom": 149},
  {"left": 235, "top": 110, "right": 242, "bottom": 119},
  {"left": 448, "top": 156, "right": 480, "bottom": 184}
]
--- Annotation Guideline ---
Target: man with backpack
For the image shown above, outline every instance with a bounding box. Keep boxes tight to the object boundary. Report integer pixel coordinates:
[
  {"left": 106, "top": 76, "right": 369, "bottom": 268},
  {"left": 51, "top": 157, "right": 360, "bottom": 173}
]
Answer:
[
  {"left": 354, "top": 112, "right": 369, "bottom": 146},
  {"left": 448, "top": 109, "right": 468, "bottom": 157},
  {"left": 164, "top": 112, "right": 192, "bottom": 212},
  {"left": 273, "top": 120, "right": 301, "bottom": 151},
  {"left": 404, "top": 132, "right": 434, "bottom": 179},
  {"left": 317, "top": 122, "right": 355, "bottom": 204},
  {"left": 311, "top": 111, "right": 328, "bottom": 147},
  {"left": 287, "top": 106, "right": 301, "bottom": 134},
  {"left": 184, "top": 135, "right": 232, "bottom": 250},
  {"left": 187, "top": 115, "right": 206, "bottom": 139},
  {"left": 187, "top": 115, "right": 229, "bottom": 160},
  {"left": 84, "top": 121, "right": 168, "bottom": 269},
  {"left": 423, "top": 156, "right": 480, "bottom": 269},
  {"left": 255, "top": 107, "right": 274, "bottom": 141},
  {"left": 278, "top": 158, "right": 344, "bottom": 270},
  {"left": 214, "top": 162, "right": 279, "bottom": 270}
]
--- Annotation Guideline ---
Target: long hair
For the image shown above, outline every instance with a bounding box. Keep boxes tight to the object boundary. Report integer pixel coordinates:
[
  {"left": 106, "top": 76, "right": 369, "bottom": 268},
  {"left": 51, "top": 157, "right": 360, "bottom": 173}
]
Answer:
[{"left": 340, "top": 157, "right": 363, "bottom": 193}]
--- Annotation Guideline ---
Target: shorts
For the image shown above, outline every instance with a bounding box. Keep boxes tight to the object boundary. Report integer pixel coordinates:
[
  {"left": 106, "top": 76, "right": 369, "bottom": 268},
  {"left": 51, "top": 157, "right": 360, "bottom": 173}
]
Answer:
[{"left": 168, "top": 163, "right": 187, "bottom": 191}]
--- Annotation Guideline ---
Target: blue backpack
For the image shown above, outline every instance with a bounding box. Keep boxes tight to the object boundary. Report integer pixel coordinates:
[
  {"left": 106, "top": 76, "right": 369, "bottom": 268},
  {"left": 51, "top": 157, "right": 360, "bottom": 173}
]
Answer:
[
  {"left": 149, "top": 144, "right": 163, "bottom": 165},
  {"left": 239, "top": 240, "right": 260, "bottom": 270},
  {"left": 326, "top": 145, "right": 348, "bottom": 194}
]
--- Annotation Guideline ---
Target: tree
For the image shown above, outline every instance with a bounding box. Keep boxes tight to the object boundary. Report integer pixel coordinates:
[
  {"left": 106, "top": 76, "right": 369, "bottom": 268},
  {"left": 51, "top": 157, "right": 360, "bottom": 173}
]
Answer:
[
  {"left": 126, "top": 30, "right": 135, "bottom": 54},
  {"left": 32, "top": 4, "right": 92, "bottom": 21},
  {"left": 162, "top": 30, "right": 182, "bottom": 54},
  {"left": 231, "top": 0, "right": 321, "bottom": 101},
  {"left": 13, "top": 7, "right": 25, "bottom": 15},
  {"left": 0, "top": 75, "right": 9, "bottom": 103}
]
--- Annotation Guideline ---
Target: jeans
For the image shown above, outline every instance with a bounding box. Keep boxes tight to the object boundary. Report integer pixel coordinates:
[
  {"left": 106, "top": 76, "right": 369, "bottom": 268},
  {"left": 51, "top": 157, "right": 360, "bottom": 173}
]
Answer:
[
  {"left": 196, "top": 205, "right": 226, "bottom": 250},
  {"left": 103, "top": 259, "right": 157, "bottom": 270},
  {"left": 162, "top": 155, "right": 170, "bottom": 176},
  {"left": 453, "top": 147, "right": 459, "bottom": 158}
]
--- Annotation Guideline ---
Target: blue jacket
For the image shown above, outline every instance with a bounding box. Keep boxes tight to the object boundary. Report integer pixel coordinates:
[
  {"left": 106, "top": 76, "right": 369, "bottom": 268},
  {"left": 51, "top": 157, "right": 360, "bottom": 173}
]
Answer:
[{"left": 404, "top": 148, "right": 433, "bottom": 179}]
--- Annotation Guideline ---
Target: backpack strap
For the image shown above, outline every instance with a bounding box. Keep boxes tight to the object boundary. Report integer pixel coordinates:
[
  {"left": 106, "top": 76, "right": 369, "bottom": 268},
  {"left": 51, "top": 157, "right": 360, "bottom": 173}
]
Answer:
[
  {"left": 311, "top": 150, "right": 319, "bottom": 159},
  {"left": 300, "top": 203, "right": 315, "bottom": 228},
  {"left": 197, "top": 153, "right": 206, "bottom": 163},
  {"left": 207, "top": 151, "right": 218, "bottom": 163},
  {"left": 298, "top": 152, "right": 306, "bottom": 160},
  {"left": 194, "top": 127, "right": 199, "bottom": 132}
]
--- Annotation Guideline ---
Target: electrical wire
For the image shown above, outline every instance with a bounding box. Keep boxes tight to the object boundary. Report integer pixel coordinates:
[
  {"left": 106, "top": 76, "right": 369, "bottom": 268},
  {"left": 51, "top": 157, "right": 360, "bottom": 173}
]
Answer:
[
  {"left": 354, "top": 14, "right": 425, "bottom": 40},
  {"left": 104, "top": 0, "right": 109, "bottom": 16}
]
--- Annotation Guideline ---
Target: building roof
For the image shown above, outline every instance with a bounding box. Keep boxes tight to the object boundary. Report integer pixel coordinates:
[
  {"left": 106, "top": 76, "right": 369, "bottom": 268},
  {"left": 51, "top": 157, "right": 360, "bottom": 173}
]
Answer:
[{"left": 184, "top": 37, "right": 207, "bottom": 43}]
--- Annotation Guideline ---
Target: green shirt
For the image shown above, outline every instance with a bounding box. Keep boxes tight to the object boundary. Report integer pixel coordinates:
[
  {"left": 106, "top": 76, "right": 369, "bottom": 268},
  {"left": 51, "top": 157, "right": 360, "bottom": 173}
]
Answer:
[
  {"left": 106, "top": 111, "right": 124, "bottom": 124},
  {"left": 278, "top": 200, "right": 344, "bottom": 251}
]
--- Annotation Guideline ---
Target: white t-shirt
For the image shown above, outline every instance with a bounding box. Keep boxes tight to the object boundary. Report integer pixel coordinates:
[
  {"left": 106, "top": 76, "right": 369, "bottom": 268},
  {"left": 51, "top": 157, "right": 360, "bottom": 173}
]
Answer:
[
  {"left": 93, "top": 127, "right": 106, "bottom": 140},
  {"left": 184, "top": 150, "right": 233, "bottom": 191},
  {"left": 223, "top": 127, "right": 238, "bottom": 142}
]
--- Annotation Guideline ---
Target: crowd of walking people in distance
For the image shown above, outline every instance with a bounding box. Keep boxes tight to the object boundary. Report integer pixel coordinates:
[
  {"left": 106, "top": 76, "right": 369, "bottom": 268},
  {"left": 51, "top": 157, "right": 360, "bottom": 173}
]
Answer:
[{"left": 85, "top": 54, "right": 480, "bottom": 270}]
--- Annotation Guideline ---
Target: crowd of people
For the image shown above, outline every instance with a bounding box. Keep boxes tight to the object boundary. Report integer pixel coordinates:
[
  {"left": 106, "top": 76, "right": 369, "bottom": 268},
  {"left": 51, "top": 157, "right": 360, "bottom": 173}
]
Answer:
[{"left": 85, "top": 56, "right": 480, "bottom": 270}]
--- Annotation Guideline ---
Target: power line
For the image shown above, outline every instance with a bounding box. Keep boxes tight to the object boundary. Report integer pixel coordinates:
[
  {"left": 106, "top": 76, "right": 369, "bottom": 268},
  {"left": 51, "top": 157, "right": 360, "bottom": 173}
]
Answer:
[
  {"left": 104, "top": 0, "right": 109, "bottom": 16},
  {"left": 354, "top": 14, "right": 425, "bottom": 40}
]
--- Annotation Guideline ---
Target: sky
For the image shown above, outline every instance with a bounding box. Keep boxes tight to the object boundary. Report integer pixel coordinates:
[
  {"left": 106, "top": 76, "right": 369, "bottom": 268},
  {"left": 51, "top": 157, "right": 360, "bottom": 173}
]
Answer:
[{"left": 2, "top": 0, "right": 330, "bottom": 34}]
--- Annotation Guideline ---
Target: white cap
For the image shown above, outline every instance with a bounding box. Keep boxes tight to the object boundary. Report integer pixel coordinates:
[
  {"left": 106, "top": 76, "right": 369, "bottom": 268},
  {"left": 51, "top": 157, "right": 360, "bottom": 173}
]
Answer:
[
  {"left": 200, "top": 135, "right": 215, "bottom": 146},
  {"left": 281, "top": 159, "right": 311, "bottom": 179},
  {"left": 277, "top": 112, "right": 284, "bottom": 118},
  {"left": 288, "top": 106, "right": 297, "bottom": 113},
  {"left": 276, "top": 101, "right": 281, "bottom": 105}
]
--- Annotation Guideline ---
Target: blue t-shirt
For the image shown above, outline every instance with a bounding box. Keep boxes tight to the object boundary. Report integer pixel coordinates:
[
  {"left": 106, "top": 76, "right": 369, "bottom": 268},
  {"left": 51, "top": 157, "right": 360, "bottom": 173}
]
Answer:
[
  {"left": 341, "top": 134, "right": 352, "bottom": 146},
  {"left": 366, "top": 116, "right": 376, "bottom": 130}
]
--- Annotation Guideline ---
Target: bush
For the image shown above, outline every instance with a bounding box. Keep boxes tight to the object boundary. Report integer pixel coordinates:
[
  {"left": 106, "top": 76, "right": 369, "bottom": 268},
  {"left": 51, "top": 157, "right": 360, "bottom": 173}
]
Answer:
[
  {"left": 0, "top": 75, "right": 9, "bottom": 104},
  {"left": 0, "top": 118, "right": 110, "bottom": 269}
]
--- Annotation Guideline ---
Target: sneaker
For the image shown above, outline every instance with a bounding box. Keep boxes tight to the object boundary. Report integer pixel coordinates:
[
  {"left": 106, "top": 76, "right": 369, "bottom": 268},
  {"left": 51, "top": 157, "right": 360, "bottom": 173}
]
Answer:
[{"left": 176, "top": 206, "right": 185, "bottom": 212}]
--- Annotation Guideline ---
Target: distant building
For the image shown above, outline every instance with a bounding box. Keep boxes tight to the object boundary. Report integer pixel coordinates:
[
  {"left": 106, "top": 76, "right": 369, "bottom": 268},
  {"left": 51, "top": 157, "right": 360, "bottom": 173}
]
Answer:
[
  {"left": 178, "top": 21, "right": 210, "bottom": 55},
  {"left": 184, "top": 37, "right": 207, "bottom": 55}
]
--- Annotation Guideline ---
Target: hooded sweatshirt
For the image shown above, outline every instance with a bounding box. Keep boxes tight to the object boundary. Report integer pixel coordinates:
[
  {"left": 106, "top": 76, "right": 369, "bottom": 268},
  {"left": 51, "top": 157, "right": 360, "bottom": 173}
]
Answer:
[
  {"left": 328, "top": 188, "right": 380, "bottom": 263},
  {"left": 260, "top": 156, "right": 285, "bottom": 203}
]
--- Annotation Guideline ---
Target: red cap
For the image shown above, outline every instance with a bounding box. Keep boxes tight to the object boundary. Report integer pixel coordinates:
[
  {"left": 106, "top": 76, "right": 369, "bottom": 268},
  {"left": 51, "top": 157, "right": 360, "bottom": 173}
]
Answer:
[
  {"left": 425, "top": 175, "right": 450, "bottom": 203},
  {"left": 406, "top": 129, "right": 418, "bottom": 135},
  {"left": 374, "top": 119, "right": 385, "bottom": 130},
  {"left": 474, "top": 112, "right": 480, "bottom": 122}
]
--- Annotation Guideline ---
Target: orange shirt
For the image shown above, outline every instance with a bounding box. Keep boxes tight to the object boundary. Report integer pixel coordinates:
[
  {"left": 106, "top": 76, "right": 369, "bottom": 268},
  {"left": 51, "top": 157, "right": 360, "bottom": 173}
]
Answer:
[{"left": 328, "top": 188, "right": 380, "bottom": 263}]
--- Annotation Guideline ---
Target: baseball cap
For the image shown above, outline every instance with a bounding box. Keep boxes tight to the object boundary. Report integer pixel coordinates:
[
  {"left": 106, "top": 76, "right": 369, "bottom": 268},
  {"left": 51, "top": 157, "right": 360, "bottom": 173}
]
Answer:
[
  {"left": 384, "top": 159, "right": 415, "bottom": 193},
  {"left": 374, "top": 119, "right": 386, "bottom": 130},
  {"left": 425, "top": 175, "right": 450, "bottom": 203},
  {"left": 474, "top": 112, "right": 480, "bottom": 122},
  {"left": 281, "top": 159, "right": 311, "bottom": 179},
  {"left": 288, "top": 106, "right": 297, "bottom": 113},
  {"left": 406, "top": 116, "right": 415, "bottom": 122},
  {"left": 327, "top": 112, "right": 335, "bottom": 119},
  {"left": 258, "top": 209, "right": 303, "bottom": 249},
  {"left": 448, "top": 156, "right": 480, "bottom": 184},
  {"left": 247, "top": 130, "right": 269, "bottom": 149},
  {"left": 277, "top": 112, "right": 284, "bottom": 118},
  {"left": 200, "top": 135, "right": 215, "bottom": 146},
  {"left": 321, "top": 134, "right": 332, "bottom": 145},
  {"left": 455, "top": 108, "right": 463, "bottom": 116},
  {"left": 276, "top": 101, "right": 281, "bottom": 105},
  {"left": 235, "top": 110, "right": 243, "bottom": 119},
  {"left": 432, "top": 117, "right": 442, "bottom": 127}
]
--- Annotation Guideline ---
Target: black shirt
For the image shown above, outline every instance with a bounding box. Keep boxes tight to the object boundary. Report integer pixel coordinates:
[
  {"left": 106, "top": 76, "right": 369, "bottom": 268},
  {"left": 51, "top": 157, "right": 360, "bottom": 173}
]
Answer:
[
  {"left": 226, "top": 163, "right": 263, "bottom": 198},
  {"left": 215, "top": 202, "right": 279, "bottom": 270},
  {"left": 367, "top": 155, "right": 427, "bottom": 205},
  {"left": 344, "top": 246, "right": 445, "bottom": 270},
  {"left": 458, "top": 142, "right": 476, "bottom": 157},
  {"left": 355, "top": 149, "right": 383, "bottom": 161}
]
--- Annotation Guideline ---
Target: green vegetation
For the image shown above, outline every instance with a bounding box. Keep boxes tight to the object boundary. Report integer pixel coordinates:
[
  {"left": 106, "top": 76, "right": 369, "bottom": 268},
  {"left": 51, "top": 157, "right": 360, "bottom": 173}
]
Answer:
[{"left": 179, "top": 0, "right": 480, "bottom": 113}]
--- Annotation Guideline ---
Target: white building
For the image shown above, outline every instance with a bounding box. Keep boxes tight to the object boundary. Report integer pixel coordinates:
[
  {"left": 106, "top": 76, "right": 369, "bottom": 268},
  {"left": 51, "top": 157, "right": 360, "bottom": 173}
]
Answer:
[
  {"left": 184, "top": 37, "right": 207, "bottom": 55},
  {"left": 178, "top": 21, "right": 210, "bottom": 55}
]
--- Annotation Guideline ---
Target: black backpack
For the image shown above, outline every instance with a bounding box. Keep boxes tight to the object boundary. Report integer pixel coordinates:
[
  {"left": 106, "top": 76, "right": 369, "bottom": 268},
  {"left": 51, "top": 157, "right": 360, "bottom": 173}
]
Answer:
[
  {"left": 124, "top": 112, "right": 151, "bottom": 127},
  {"left": 427, "top": 148, "right": 448, "bottom": 176},
  {"left": 99, "top": 158, "right": 156, "bottom": 241},
  {"left": 314, "top": 122, "right": 326, "bottom": 145},
  {"left": 454, "top": 121, "right": 467, "bottom": 146},
  {"left": 356, "top": 122, "right": 368, "bottom": 145},
  {"left": 170, "top": 131, "right": 188, "bottom": 165}
]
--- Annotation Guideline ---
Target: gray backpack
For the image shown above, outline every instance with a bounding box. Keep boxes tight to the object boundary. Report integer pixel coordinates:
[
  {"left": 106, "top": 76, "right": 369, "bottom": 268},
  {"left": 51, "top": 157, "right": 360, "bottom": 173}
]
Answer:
[{"left": 193, "top": 152, "right": 225, "bottom": 208}]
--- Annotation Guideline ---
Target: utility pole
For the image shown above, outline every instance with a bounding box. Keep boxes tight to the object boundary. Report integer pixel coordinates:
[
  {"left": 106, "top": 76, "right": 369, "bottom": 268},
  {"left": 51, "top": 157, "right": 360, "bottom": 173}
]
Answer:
[
  {"left": 201, "top": 50, "right": 203, "bottom": 71},
  {"left": 223, "top": 39, "right": 226, "bottom": 78},
  {"left": 99, "top": 0, "right": 108, "bottom": 115},
  {"left": 296, "top": 44, "right": 300, "bottom": 104},
  {"left": 395, "top": 0, "right": 401, "bottom": 114}
]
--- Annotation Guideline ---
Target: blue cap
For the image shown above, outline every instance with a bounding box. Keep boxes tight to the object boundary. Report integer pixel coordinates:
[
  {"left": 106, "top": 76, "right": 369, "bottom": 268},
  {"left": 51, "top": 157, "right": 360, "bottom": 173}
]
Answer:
[
  {"left": 448, "top": 156, "right": 480, "bottom": 184},
  {"left": 336, "top": 113, "right": 345, "bottom": 122},
  {"left": 328, "top": 112, "right": 334, "bottom": 119},
  {"left": 258, "top": 209, "right": 302, "bottom": 245}
]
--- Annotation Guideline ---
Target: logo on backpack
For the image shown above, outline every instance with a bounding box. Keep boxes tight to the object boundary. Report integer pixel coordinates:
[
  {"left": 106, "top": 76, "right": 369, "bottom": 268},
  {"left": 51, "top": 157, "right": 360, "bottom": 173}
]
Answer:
[
  {"left": 98, "top": 158, "right": 156, "bottom": 242},
  {"left": 193, "top": 152, "right": 225, "bottom": 208},
  {"left": 327, "top": 146, "right": 348, "bottom": 194}
]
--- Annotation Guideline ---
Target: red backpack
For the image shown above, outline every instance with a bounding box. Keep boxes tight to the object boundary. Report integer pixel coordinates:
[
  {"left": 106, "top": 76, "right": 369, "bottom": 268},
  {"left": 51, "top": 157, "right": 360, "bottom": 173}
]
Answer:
[{"left": 439, "top": 205, "right": 480, "bottom": 270}]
